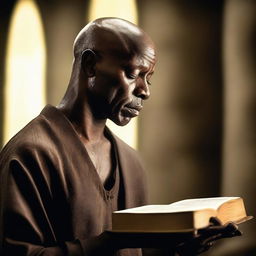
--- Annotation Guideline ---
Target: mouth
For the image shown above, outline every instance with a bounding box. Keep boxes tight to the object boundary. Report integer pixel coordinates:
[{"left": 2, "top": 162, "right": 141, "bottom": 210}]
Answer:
[{"left": 122, "top": 103, "right": 143, "bottom": 118}]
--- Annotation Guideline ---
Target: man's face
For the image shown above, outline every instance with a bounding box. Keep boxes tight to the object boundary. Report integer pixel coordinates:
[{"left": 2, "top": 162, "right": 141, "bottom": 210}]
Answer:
[{"left": 87, "top": 46, "right": 156, "bottom": 126}]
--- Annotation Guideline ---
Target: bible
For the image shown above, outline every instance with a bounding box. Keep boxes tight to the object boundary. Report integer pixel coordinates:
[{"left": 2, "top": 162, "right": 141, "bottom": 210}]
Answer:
[{"left": 112, "top": 197, "right": 252, "bottom": 233}]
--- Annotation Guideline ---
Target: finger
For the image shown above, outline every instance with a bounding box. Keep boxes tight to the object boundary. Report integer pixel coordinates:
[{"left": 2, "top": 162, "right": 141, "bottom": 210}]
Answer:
[
  {"left": 209, "top": 217, "right": 222, "bottom": 226},
  {"left": 199, "top": 221, "right": 230, "bottom": 235},
  {"left": 199, "top": 225, "right": 226, "bottom": 237},
  {"left": 200, "top": 222, "right": 238, "bottom": 236},
  {"left": 233, "top": 229, "right": 242, "bottom": 236},
  {"left": 223, "top": 223, "right": 242, "bottom": 237},
  {"left": 225, "top": 222, "right": 239, "bottom": 232}
]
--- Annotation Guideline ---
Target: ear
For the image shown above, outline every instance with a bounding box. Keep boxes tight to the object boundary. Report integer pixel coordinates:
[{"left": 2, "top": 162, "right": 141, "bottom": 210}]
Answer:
[{"left": 81, "top": 49, "right": 97, "bottom": 77}]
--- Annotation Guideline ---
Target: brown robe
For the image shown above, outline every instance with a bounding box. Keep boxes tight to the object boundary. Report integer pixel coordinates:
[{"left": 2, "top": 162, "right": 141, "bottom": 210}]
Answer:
[{"left": 0, "top": 105, "right": 148, "bottom": 256}]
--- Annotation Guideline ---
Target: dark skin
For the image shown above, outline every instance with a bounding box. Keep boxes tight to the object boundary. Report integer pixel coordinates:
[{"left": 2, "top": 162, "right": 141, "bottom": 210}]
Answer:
[{"left": 57, "top": 18, "right": 241, "bottom": 255}]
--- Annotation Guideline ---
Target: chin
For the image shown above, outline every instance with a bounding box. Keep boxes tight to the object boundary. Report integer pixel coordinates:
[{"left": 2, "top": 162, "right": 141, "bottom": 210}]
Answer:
[{"left": 110, "top": 115, "right": 131, "bottom": 126}]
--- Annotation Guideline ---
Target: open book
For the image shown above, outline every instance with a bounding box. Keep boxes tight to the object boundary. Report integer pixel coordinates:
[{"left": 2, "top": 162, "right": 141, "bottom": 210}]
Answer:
[{"left": 112, "top": 197, "right": 252, "bottom": 233}]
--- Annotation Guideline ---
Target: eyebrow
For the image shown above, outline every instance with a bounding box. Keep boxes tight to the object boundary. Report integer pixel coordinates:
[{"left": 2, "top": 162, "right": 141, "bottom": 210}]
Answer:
[
  {"left": 138, "top": 63, "right": 154, "bottom": 73},
  {"left": 123, "top": 56, "right": 155, "bottom": 72}
]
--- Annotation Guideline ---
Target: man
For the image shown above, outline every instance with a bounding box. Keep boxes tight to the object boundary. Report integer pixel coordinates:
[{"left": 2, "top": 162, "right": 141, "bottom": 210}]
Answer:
[{"left": 0, "top": 18, "right": 240, "bottom": 256}]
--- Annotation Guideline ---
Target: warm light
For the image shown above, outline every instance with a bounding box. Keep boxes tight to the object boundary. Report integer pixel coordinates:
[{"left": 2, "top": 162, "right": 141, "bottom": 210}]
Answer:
[
  {"left": 88, "top": 0, "right": 138, "bottom": 148},
  {"left": 88, "top": 0, "right": 138, "bottom": 23},
  {"left": 4, "top": 0, "right": 46, "bottom": 144}
]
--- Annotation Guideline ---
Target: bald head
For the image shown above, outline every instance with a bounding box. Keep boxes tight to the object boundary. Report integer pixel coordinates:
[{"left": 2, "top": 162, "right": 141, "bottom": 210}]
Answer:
[{"left": 73, "top": 17, "right": 155, "bottom": 62}]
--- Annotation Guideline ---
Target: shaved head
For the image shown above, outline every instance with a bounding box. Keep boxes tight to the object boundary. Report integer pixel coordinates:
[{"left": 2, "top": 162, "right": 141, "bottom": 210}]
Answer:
[{"left": 73, "top": 17, "right": 155, "bottom": 62}]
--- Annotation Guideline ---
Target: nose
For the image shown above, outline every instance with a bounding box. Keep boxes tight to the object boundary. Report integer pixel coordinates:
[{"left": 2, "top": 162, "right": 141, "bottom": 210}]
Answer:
[{"left": 133, "top": 79, "right": 150, "bottom": 100}]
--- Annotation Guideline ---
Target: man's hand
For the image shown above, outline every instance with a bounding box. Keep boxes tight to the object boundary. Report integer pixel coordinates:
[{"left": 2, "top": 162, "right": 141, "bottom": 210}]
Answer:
[
  {"left": 86, "top": 218, "right": 241, "bottom": 256},
  {"left": 175, "top": 217, "right": 242, "bottom": 256}
]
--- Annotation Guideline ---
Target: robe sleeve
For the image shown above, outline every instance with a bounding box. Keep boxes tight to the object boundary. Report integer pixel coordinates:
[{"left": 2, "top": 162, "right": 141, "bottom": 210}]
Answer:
[{"left": 0, "top": 155, "right": 87, "bottom": 256}]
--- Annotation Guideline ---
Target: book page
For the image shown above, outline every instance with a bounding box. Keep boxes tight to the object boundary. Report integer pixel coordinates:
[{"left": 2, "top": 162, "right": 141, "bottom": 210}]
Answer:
[
  {"left": 169, "top": 197, "right": 239, "bottom": 211},
  {"left": 114, "top": 197, "right": 239, "bottom": 214},
  {"left": 115, "top": 205, "right": 175, "bottom": 213}
]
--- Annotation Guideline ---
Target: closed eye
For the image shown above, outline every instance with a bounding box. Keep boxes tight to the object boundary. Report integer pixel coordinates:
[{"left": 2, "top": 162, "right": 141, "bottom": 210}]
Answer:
[
  {"left": 145, "top": 72, "right": 153, "bottom": 86},
  {"left": 127, "top": 73, "right": 137, "bottom": 79},
  {"left": 124, "top": 67, "right": 137, "bottom": 79}
]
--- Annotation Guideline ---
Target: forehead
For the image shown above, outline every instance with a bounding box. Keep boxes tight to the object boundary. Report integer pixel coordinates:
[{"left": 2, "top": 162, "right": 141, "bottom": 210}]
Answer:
[
  {"left": 139, "top": 46, "right": 156, "bottom": 65},
  {"left": 101, "top": 44, "right": 156, "bottom": 70},
  {"left": 126, "top": 46, "right": 156, "bottom": 71}
]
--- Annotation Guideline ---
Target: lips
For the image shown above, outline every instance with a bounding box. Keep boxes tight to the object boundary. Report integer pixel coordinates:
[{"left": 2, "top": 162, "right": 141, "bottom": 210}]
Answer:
[{"left": 122, "top": 103, "right": 143, "bottom": 118}]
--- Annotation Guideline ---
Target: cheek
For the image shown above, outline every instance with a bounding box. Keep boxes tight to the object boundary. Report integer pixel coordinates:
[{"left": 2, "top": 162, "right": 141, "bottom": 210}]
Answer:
[
  {"left": 118, "top": 73, "right": 135, "bottom": 96},
  {"left": 92, "top": 74, "right": 116, "bottom": 99},
  {"left": 93, "top": 70, "right": 134, "bottom": 107},
  {"left": 106, "top": 73, "right": 132, "bottom": 102},
  {"left": 111, "top": 79, "right": 133, "bottom": 106}
]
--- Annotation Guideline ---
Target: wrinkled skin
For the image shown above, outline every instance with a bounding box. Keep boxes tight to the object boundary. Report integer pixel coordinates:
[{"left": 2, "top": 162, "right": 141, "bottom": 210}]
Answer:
[{"left": 85, "top": 47, "right": 155, "bottom": 126}]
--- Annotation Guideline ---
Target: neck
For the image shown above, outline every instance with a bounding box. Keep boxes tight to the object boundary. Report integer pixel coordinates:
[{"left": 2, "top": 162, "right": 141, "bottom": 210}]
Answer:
[
  {"left": 57, "top": 71, "right": 107, "bottom": 143},
  {"left": 63, "top": 104, "right": 107, "bottom": 143}
]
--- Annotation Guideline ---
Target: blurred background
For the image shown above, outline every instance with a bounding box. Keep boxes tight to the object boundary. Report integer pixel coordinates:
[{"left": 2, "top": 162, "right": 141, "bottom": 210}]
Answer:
[{"left": 0, "top": 0, "right": 255, "bottom": 255}]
